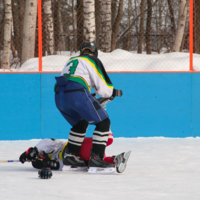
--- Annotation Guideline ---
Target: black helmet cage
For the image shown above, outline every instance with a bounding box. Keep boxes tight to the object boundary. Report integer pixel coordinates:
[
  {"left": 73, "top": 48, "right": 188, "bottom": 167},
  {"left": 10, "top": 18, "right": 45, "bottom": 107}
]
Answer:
[{"left": 80, "top": 42, "right": 98, "bottom": 57}]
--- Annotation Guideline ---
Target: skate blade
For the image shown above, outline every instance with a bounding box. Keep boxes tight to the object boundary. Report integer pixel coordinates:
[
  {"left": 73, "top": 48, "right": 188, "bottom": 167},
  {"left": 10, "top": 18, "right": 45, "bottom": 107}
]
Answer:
[
  {"left": 62, "top": 165, "right": 88, "bottom": 171},
  {"left": 124, "top": 150, "right": 131, "bottom": 160},
  {"left": 117, "top": 150, "right": 131, "bottom": 173},
  {"left": 88, "top": 167, "right": 115, "bottom": 174}
]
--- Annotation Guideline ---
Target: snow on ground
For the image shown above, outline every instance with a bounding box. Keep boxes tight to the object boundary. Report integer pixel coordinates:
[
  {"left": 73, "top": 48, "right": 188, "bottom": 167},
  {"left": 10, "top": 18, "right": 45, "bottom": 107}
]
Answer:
[
  {"left": 1, "top": 50, "right": 200, "bottom": 72},
  {"left": 0, "top": 137, "right": 200, "bottom": 200}
]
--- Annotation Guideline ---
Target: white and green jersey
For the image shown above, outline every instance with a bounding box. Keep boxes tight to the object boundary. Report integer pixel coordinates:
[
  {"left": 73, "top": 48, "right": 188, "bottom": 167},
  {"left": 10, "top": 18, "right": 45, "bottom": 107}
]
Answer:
[
  {"left": 36, "top": 138, "right": 68, "bottom": 170},
  {"left": 61, "top": 55, "right": 114, "bottom": 98}
]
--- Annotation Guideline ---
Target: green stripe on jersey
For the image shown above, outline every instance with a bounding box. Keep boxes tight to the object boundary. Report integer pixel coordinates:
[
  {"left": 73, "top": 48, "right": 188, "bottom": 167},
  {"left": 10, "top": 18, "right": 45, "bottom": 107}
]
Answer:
[
  {"left": 69, "top": 56, "right": 113, "bottom": 89},
  {"left": 66, "top": 76, "right": 90, "bottom": 92}
]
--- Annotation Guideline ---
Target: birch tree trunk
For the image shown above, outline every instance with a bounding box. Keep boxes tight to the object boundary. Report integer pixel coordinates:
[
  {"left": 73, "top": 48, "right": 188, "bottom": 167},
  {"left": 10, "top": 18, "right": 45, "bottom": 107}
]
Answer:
[
  {"left": 101, "top": 1, "right": 112, "bottom": 52},
  {"left": 111, "top": 0, "right": 123, "bottom": 51},
  {"left": 21, "top": 0, "right": 37, "bottom": 64},
  {"left": 3, "top": 0, "right": 12, "bottom": 69},
  {"left": 172, "top": 0, "right": 187, "bottom": 52},
  {"left": 43, "top": 0, "right": 55, "bottom": 55},
  {"left": 83, "top": 0, "right": 96, "bottom": 42},
  {"left": 137, "top": 0, "right": 145, "bottom": 54}
]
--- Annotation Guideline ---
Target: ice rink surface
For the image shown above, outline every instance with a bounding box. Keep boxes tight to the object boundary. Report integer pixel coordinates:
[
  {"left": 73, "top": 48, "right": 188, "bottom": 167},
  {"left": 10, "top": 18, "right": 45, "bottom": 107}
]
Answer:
[{"left": 0, "top": 137, "right": 200, "bottom": 200}]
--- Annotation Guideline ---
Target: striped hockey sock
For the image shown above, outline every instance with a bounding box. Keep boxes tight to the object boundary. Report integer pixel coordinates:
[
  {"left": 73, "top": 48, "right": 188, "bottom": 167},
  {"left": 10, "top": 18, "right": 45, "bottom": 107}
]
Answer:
[
  {"left": 68, "top": 130, "right": 86, "bottom": 155},
  {"left": 92, "top": 130, "right": 109, "bottom": 158}
]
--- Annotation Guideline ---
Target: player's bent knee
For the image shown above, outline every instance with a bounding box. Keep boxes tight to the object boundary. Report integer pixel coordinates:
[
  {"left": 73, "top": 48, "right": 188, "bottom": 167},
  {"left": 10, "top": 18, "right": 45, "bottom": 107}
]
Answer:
[
  {"left": 71, "top": 120, "right": 89, "bottom": 133},
  {"left": 95, "top": 118, "right": 110, "bottom": 132}
]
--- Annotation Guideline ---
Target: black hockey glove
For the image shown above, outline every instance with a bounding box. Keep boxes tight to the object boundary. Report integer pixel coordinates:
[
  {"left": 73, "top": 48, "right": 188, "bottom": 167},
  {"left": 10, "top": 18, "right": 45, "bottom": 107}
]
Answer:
[
  {"left": 38, "top": 151, "right": 51, "bottom": 167},
  {"left": 38, "top": 167, "right": 52, "bottom": 179},
  {"left": 48, "top": 160, "right": 60, "bottom": 170},
  {"left": 32, "top": 158, "right": 60, "bottom": 170},
  {"left": 19, "top": 147, "right": 38, "bottom": 163},
  {"left": 112, "top": 89, "right": 123, "bottom": 98},
  {"left": 97, "top": 89, "right": 122, "bottom": 109},
  {"left": 32, "top": 158, "right": 44, "bottom": 169},
  {"left": 38, "top": 151, "right": 60, "bottom": 170},
  {"left": 91, "top": 93, "right": 97, "bottom": 98}
]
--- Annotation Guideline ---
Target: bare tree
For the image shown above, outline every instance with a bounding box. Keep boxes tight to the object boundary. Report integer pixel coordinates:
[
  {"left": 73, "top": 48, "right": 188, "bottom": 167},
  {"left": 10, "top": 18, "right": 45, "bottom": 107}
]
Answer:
[
  {"left": 111, "top": 0, "right": 117, "bottom": 27},
  {"left": 157, "top": 0, "right": 163, "bottom": 53},
  {"left": 146, "top": 0, "right": 152, "bottom": 54},
  {"left": 126, "top": 0, "right": 132, "bottom": 50},
  {"left": 0, "top": 0, "right": 5, "bottom": 68},
  {"left": 173, "top": 0, "right": 187, "bottom": 52},
  {"left": 95, "top": 0, "right": 101, "bottom": 48},
  {"left": 72, "top": 0, "right": 76, "bottom": 51},
  {"left": 3, "top": 0, "right": 12, "bottom": 69},
  {"left": 21, "top": 0, "right": 37, "bottom": 64},
  {"left": 17, "top": 0, "right": 25, "bottom": 61},
  {"left": 77, "top": 0, "right": 84, "bottom": 49},
  {"left": 101, "top": 0, "right": 112, "bottom": 52},
  {"left": 194, "top": 0, "right": 200, "bottom": 53},
  {"left": 43, "top": 0, "right": 55, "bottom": 55},
  {"left": 122, "top": 0, "right": 132, "bottom": 50},
  {"left": 83, "top": 0, "right": 96, "bottom": 42},
  {"left": 167, "top": 0, "right": 176, "bottom": 36},
  {"left": 12, "top": 0, "right": 19, "bottom": 58},
  {"left": 57, "top": 0, "right": 65, "bottom": 51},
  {"left": 111, "top": 0, "right": 123, "bottom": 51},
  {"left": 137, "top": 0, "right": 145, "bottom": 54}
]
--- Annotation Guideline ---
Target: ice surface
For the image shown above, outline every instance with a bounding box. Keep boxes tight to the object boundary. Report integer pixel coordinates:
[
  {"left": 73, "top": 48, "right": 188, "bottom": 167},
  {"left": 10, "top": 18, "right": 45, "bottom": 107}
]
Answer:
[{"left": 0, "top": 137, "right": 200, "bottom": 200}]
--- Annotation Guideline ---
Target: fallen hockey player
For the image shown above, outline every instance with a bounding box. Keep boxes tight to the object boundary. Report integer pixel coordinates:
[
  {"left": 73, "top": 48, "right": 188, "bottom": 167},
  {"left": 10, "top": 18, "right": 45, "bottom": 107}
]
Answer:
[{"left": 19, "top": 134, "right": 131, "bottom": 179}]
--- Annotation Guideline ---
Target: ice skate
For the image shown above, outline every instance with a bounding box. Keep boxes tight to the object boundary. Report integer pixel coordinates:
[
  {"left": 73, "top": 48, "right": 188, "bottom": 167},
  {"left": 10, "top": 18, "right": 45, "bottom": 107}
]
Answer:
[
  {"left": 114, "top": 151, "right": 131, "bottom": 173},
  {"left": 88, "top": 152, "right": 115, "bottom": 174},
  {"left": 63, "top": 151, "right": 87, "bottom": 171}
]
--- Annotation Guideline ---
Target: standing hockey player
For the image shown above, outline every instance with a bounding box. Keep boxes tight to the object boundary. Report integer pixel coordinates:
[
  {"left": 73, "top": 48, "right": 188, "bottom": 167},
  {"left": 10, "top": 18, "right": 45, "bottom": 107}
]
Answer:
[{"left": 54, "top": 41, "right": 123, "bottom": 173}]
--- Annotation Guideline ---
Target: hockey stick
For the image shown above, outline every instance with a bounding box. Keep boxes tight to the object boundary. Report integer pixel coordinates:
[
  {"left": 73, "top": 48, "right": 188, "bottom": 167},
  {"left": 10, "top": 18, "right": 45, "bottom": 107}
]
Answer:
[{"left": 0, "top": 160, "right": 20, "bottom": 163}]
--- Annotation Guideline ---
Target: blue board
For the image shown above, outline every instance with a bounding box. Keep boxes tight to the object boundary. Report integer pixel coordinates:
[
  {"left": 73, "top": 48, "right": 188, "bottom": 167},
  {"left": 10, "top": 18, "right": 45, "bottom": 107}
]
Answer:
[{"left": 0, "top": 72, "right": 199, "bottom": 140}]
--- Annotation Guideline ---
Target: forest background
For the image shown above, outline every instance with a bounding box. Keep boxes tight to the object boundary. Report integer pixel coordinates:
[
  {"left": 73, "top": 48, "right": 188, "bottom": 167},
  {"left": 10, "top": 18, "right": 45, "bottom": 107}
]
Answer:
[{"left": 0, "top": 0, "right": 199, "bottom": 71}]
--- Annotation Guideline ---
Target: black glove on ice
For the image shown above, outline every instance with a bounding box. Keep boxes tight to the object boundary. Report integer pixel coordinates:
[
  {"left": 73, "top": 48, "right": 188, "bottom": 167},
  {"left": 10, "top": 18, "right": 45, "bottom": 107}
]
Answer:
[{"left": 38, "top": 168, "right": 52, "bottom": 179}]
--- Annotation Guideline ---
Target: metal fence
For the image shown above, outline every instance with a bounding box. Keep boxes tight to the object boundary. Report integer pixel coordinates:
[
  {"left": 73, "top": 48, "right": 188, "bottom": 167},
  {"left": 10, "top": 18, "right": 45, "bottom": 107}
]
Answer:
[{"left": 0, "top": 0, "right": 199, "bottom": 72}]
